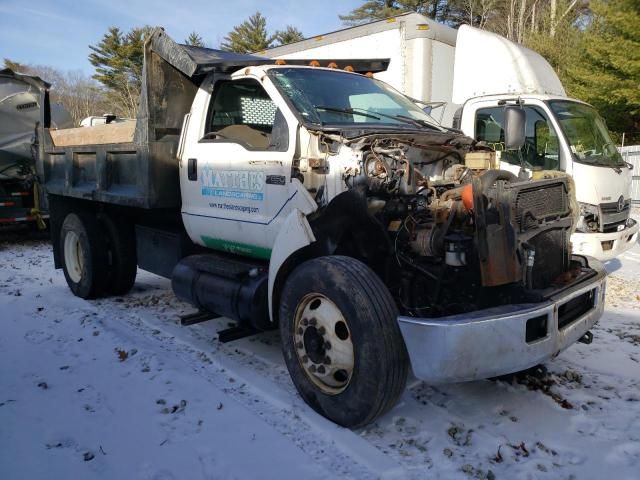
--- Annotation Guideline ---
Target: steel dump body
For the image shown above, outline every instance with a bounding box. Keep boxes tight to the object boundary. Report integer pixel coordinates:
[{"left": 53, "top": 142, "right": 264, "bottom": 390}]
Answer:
[
  {"left": 38, "top": 30, "right": 389, "bottom": 209},
  {"left": 38, "top": 31, "right": 204, "bottom": 209}
]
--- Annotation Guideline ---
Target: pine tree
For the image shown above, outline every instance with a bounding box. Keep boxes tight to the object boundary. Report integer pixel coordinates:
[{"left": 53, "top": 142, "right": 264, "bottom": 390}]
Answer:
[
  {"left": 339, "top": 0, "right": 405, "bottom": 25},
  {"left": 567, "top": 0, "right": 640, "bottom": 142},
  {"left": 88, "top": 26, "right": 151, "bottom": 117},
  {"left": 185, "top": 31, "right": 205, "bottom": 47},
  {"left": 221, "top": 12, "right": 274, "bottom": 53},
  {"left": 273, "top": 26, "right": 304, "bottom": 46}
]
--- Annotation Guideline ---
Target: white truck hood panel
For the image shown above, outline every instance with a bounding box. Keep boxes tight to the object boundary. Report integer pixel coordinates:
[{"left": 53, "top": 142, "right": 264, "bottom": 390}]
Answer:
[
  {"left": 572, "top": 161, "right": 633, "bottom": 205},
  {"left": 452, "top": 25, "right": 566, "bottom": 104}
]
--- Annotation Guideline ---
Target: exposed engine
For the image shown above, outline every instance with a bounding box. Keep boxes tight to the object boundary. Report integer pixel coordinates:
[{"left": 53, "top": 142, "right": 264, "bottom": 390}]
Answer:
[{"left": 309, "top": 133, "right": 580, "bottom": 318}]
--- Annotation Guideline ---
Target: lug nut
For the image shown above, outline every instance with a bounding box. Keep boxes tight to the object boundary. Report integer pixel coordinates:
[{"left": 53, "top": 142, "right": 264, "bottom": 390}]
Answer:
[
  {"left": 317, "top": 365, "right": 326, "bottom": 374},
  {"left": 297, "top": 327, "right": 304, "bottom": 335},
  {"left": 318, "top": 326, "right": 326, "bottom": 335},
  {"left": 309, "top": 318, "right": 317, "bottom": 326},
  {"left": 296, "top": 342, "right": 303, "bottom": 350},
  {"left": 302, "top": 355, "right": 309, "bottom": 363},
  {"left": 309, "top": 365, "right": 316, "bottom": 373},
  {"left": 324, "top": 341, "right": 331, "bottom": 350},
  {"left": 302, "top": 318, "right": 309, "bottom": 326},
  {"left": 323, "top": 356, "right": 331, "bottom": 365}
]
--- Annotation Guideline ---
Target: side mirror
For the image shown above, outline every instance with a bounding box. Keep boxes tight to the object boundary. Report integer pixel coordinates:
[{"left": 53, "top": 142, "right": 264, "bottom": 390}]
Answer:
[{"left": 504, "top": 106, "right": 526, "bottom": 150}]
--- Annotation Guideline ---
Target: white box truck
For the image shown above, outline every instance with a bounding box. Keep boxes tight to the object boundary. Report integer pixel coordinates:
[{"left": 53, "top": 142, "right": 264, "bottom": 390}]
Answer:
[{"left": 263, "top": 12, "right": 639, "bottom": 261}]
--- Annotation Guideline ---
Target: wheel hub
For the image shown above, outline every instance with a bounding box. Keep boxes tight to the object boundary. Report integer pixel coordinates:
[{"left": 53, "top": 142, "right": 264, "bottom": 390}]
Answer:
[
  {"left": 303, "top": 325, "right": 326, "bottom": 364},
  {"left": 293, "top": 293, "right": 354, "bottom": 395},
  {"left": 63, "top": 230, "right": 84, "bottom": 283}
]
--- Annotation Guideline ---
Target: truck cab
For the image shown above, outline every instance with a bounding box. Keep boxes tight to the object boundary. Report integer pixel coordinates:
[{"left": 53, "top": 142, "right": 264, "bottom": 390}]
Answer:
[
  {"left": 178, "top": 67, "right": 316, "bottom": 259},
  {"left": 451, "top": 24, "right": 638, "bottom": 260},
  {"left": 458, "top": 94, "right": 638, "bottom": 260}
]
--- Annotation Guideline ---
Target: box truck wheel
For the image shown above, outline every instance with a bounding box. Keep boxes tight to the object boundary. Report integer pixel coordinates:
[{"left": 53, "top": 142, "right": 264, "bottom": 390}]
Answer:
[
  {"left": 100, "top": 214, "right": 137, "bottom": 295},
  {"left": 60, "top": 213, "right": 109, "bottom": 299},
  {"left": 279, "top": 255, "right": 408, "bottom": 428}
]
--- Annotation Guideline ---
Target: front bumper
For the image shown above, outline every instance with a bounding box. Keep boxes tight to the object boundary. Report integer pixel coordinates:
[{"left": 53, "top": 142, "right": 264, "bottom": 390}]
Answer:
[
  {"left": 398, "top": 258, "right": 607, "bottom": 383},
  {"left": 571, "top": 219, "right": 639, "bottom": 261}
]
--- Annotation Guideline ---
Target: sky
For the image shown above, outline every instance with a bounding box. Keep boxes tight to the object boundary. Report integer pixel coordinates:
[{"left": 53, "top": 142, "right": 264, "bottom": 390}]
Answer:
[{"left": 0, "top": 0, "right": 363, "bottom": 74}]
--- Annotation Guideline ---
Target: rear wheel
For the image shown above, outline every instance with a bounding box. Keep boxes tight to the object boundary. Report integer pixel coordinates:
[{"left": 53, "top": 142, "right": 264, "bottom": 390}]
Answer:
[
  {"left": 279, "top": 255, "right": 409, "bottom": 428},
  {"left": 100, "top": 214, "right": 137, "bottom": 295},
  {"left": 60, "top": 213, "right": 109, "bottom": 299}
]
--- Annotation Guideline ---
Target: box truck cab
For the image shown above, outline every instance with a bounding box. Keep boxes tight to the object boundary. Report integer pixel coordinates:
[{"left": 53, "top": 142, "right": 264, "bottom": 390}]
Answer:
[
  {"left": 452, "top": 26, "right": 638, "bottom": 260},
  {"left": 264, "top": 14, "right": 639, "bottom": 261}
]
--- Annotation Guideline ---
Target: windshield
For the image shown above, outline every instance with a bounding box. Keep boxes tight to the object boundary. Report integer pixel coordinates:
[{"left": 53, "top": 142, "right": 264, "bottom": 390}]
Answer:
[
  {"left": 549, "top": 100, "right": 624, "bottom": 167},
  {"left": 268, "top": 67, "right": 443, "bottom": 130}
]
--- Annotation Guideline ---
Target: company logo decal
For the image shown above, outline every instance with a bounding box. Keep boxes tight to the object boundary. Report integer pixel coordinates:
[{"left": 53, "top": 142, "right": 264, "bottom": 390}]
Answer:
[{"left": 201, "top": 166, "right": 265, "bottom": 201}]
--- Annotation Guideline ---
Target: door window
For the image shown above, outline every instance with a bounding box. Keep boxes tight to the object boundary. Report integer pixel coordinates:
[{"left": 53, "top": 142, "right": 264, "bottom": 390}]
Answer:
[
  {"left": 204, "top": 78, "right": 288, "bottom": 151},
  {"left": 475, "top": 106, "right": 560, "bottom": 170}
]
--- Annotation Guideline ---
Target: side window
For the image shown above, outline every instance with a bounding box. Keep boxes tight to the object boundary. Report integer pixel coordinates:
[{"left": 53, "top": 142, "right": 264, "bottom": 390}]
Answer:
[
  {"left": 204, "top": 79, "right": 288, "bottom": 151},
  {"left": 475, "top": 106, "right": 560, "bottom": 170}
]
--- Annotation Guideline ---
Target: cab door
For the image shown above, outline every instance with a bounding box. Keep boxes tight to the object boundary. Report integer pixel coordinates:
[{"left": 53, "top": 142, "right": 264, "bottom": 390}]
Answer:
[{"left": 179, "top": 71, "right": 302, "bottom": 260}]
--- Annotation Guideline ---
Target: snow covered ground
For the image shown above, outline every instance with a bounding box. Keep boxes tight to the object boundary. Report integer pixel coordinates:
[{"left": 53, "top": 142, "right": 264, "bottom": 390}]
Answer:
[{"left": 1, "top": 217, "right": 639, "bottom": 480}]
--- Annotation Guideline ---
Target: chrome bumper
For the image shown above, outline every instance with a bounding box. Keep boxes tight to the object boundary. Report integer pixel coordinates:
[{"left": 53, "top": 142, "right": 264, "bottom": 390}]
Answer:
[{"left": 398, "top": 258, "right": 607, "bottom": 383}]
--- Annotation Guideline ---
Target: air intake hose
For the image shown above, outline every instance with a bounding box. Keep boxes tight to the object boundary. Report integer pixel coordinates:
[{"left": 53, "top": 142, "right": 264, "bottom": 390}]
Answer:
[{"left": 479, "top": 169, "right": 517, "bottom": 193}]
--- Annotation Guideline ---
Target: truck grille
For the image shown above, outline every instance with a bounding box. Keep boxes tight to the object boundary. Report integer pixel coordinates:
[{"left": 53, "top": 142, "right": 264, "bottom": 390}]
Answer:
[
  {"left": 601, "top": 199, "right": 630, "bottom": 214},
  {"left": 600, "top": 199, "right": 630, "bottom": 232},
  {"left": 514, "top": 183, "right": 568, "bottom": 231}
]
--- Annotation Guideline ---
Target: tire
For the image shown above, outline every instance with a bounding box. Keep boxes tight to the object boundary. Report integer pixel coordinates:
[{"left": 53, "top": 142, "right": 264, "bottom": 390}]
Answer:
[
  {"left": 60, "top": 213, "right": 109, "bottom": 299},
  {"left": 279, "top": 255, "right": 409, "bottom": 428},
  {"left": 100, "top": 214, "right": 137, "bottom": 295}
]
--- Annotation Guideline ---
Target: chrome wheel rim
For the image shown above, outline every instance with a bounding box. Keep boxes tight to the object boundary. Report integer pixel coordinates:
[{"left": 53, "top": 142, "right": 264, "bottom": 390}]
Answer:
[{"left": 293, "top": 293, "right": 354, "bottom": 395}]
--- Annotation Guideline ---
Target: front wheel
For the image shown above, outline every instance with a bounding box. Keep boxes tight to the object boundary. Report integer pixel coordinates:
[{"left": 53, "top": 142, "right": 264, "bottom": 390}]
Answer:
[{"left": 279, "top": 255, "right": 409, "bottom": 428}]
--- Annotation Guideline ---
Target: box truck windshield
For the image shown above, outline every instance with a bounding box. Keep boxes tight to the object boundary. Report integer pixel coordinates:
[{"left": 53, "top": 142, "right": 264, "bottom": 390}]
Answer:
[{"left": 549, "top": 100, "right": 626, "bottom": 168}]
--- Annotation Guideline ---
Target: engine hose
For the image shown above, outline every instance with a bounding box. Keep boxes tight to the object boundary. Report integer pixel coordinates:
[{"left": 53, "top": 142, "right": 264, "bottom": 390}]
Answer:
[
  {"left": 479, "top": 169, "right": 517, "bottom": 192},
  {"left": 441, "top": 185, "right": 465, "bottom": 202}
]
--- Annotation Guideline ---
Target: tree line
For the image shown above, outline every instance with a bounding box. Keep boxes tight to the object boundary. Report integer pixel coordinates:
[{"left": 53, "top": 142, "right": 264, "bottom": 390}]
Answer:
[{"left": 4, "top": 2, "right": 638, "bottom": 142}]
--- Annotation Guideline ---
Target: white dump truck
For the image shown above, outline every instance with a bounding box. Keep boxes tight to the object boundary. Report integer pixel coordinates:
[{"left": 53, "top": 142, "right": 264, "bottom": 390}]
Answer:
[
  {"left": 264, "top": 13, "right": 639, "bottom": 261},
  {"left": 37, "top": 29, "right": 605, "bottom": 427}
]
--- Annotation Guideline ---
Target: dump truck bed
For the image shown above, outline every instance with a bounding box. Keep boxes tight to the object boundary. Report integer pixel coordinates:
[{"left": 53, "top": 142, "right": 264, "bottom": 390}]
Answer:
[{"left": 42, "top": 120, "right": 151, "bottom": 207}]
